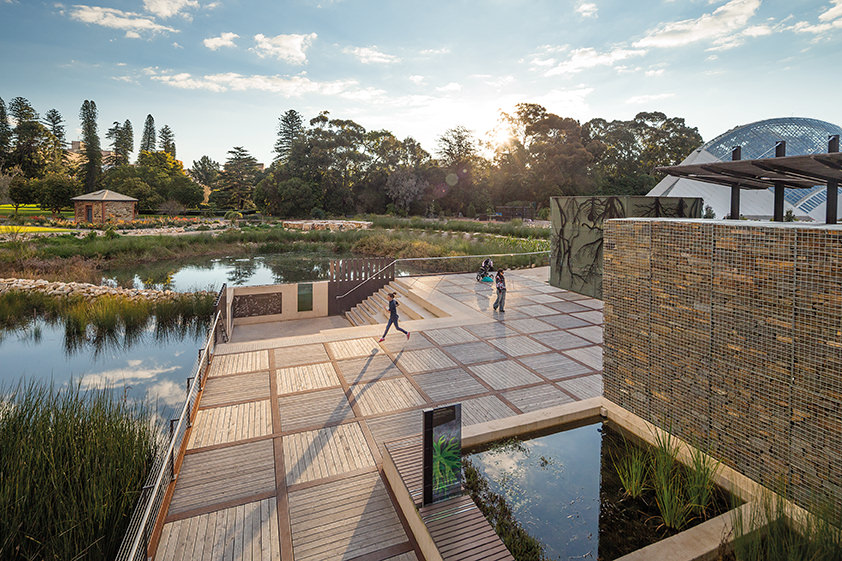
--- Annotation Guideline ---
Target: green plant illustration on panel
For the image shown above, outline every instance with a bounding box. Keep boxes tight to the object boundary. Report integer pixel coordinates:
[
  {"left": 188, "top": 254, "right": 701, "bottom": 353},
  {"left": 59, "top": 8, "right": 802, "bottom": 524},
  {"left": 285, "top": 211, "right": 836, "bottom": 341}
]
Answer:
[{"left": 433, "top": 434, "right": 461, "bottom": 493}]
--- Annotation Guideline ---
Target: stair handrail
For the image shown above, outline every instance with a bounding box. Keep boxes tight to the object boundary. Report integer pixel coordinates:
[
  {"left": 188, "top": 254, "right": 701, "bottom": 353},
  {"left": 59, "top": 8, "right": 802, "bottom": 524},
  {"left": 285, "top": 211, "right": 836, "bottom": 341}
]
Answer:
[{"left": 335, "top": 250, "right": 550, "bottom": 300}]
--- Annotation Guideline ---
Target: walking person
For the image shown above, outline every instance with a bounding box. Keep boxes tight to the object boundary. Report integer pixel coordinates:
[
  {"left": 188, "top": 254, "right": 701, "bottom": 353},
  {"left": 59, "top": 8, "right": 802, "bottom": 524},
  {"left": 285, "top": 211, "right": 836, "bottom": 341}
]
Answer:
[
  {"left": 493, "top": 269, "right": 506, "bottom": 313},
  {"left": 379, "top": 292, "right": 410, "bottom": 342}
]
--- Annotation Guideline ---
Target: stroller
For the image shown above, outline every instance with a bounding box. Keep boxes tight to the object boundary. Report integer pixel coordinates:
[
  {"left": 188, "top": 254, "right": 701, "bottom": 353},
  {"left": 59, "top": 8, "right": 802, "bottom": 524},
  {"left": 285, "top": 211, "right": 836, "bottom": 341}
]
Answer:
[{"left": 476, "top": 258, "right": 494, "bottom": 282}]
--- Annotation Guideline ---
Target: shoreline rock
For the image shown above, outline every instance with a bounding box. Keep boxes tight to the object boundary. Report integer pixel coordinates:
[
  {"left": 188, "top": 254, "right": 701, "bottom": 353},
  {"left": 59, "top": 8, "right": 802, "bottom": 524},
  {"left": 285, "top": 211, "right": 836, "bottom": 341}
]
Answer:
[{"left": 0, "top": 277, "right": 212, "bottom": 301}]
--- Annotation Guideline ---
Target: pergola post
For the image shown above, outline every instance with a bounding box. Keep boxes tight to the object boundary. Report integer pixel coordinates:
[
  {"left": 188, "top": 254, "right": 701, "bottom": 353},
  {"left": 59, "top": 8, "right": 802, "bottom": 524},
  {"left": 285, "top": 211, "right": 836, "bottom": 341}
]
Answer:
[
  {"left": 828, "top": 135, "right": 839, "bottom": 225},
  {"left": 773, "top": 141, "right": 786, "bottom": 221},
  {"left": 729, "top": 146, "right": 741, "bottom": 219}
]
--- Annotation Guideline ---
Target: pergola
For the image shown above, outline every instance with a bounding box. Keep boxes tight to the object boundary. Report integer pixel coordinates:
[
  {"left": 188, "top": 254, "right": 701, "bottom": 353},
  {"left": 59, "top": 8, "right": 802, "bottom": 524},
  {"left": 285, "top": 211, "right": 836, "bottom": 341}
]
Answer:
[{"left": 657, "top": 135, "right": 842, "bottom": 224}]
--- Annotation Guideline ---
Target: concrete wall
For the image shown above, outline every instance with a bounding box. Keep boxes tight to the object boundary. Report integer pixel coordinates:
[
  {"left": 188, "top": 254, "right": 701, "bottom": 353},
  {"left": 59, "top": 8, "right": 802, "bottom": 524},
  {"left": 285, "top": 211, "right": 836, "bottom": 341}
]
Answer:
[
  {"left": 230, "top": 281, "right": 329, "bottom": 325},
  {"left": 549, "top": 196, "right": 701, "bottom": 298},
  {"left": 603, "top": 218, "right": 842, "bottom": 509}
]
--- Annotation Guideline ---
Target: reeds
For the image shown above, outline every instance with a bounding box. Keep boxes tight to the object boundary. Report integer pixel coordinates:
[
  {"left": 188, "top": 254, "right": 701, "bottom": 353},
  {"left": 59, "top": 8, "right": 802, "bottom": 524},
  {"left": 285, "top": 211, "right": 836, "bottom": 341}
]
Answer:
[
  {"left": 0, "top": 380, "right": 160, "bottom": 560},
  {"left": 613, "top": 435, "right": 648, "bottom": 499}
]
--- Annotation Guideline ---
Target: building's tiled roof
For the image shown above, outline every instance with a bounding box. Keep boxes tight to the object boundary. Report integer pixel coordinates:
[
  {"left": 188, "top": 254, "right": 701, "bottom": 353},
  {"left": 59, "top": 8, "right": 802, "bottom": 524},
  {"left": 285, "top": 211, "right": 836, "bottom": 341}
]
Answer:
[{"left": 71, "top": 189, "right": 138, "bottom": 202}]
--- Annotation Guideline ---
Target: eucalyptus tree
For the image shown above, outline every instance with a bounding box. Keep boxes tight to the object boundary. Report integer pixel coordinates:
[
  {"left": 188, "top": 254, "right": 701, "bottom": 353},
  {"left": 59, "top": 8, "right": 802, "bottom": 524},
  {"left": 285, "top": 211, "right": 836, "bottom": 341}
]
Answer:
[{"left": 189, "top": 155, "right": 220, "bottom": 188}]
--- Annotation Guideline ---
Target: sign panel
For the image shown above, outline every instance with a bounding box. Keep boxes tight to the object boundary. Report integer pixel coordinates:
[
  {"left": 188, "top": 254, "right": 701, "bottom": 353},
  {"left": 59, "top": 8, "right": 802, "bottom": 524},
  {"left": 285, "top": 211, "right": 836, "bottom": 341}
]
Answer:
[{"left": 422, "top": 403, "right": 462, "bottom": 505}]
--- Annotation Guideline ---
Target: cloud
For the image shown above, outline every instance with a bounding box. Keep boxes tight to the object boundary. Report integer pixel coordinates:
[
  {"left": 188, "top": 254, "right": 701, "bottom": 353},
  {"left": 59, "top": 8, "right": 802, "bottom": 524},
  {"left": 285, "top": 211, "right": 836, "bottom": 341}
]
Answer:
[
  {"left": 143, "top": 0, "right": 198, "bottom": 18},
  {"left": 251, "top": 33, "right": 316, "bottom": 64},
  {"left": 820, "top": 0, "right": 842, "bottom": 22},
  {"left": 147, "top": 68, "right": 361, "bottom": 97},
  {"left": 420, "top": 47, "right": 450, "bottom": 55},
  {"left": 68, "top": 5, "right": 178, "bottom": 34},
  {"left": 172, "top": 41, "right": 183, "bottom": 48},
  {"left": 477, "top": 75, "right": 514, "bottom": 88},
  {"left": 634, "top": 0, "right": 760, "bottom": 49},
  {"left": 80, "top": 363, "right": 180, "bottom": 388},
  {"left": 125, "top": 30, "right": 140, "bottom": 39},
  {"left": 204, "top": 31, "right": 239, "bottom": 50},
  {"left": 543, "top": 46, "right": 645, "bottom": 75},
  {"left": 791, "top": 1, "right": 842, "bottom": 36},
  {"left": 576, "top": 2, "right": 597, "bottom": 18},
  {"left": 626, "top": 92, "right": 675, "bottom": 104},
  {"left": 644, "top": 68, "right": 664, "bottom": 77},
  {"left": 436, "top": 82, "right": 462, "bottom": 93},
  {"left": 409, "top": 75, "right": 425, "bottom": 85},
  {"left": 344, "top": 45, "right": 400, "bottom": 64}
]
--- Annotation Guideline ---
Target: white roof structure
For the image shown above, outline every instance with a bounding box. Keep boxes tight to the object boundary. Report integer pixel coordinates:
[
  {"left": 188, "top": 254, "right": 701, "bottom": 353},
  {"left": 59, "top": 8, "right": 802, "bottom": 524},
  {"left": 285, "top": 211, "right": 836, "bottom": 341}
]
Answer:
[{"left": 648, "top": 117, "right": 842, "bottom": 221}]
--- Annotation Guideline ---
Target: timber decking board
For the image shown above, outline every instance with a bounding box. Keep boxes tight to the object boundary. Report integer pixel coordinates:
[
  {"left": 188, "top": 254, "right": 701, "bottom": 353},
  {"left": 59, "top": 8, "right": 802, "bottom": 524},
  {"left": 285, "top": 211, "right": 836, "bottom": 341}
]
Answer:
[
  {"left": 365, "top": 410, "right": 423, "bottom": 449},
  {"left": 423, "top": 327, "right": 479, "bottom": 346},
  {"left": 563, "top": 345, "right": 603, "bottom": 370},
  {"left": 156, "top": 498, "right": 280, "bottom": 561},
  {"left": 349, "top": 378, "right": 427, "bottom": 416},
  {"left": 460, "top": 395, "right": 516, "bottom": 426},
  {"left": 532, "top": 330, "right": 591, "bottom": 351},
  {"left": 420, "top": 496, "right": 514, "bottom": 561},
  {"left": 277, "top": 387, "right": 355, "bottom": 432},
  {"left": 380, "top": 334, "right": 434, "bottom": 352},
  {"left": 411, "top": 369, "right": 488, "bottom": 402},
  {"left": 557, "top": 374, "right": 603, "bottom": 400},
  {"left": 568, "top": 326, "right": 604, "bottom": 344},
  {"left": 571, "top": 310, "right": 604, "bottom": 325},
  {"left": 283, "top": 422, "right": 375, "bottom": 486},
  {"left": 208, "top": 351, "right": 270, "bottom": 377},
  {"left": 273, "top": 343, "right": 329, "bottom": 367},
  {"left": 336, "top": 355, "right": 403, "bottom": 385},
  {"left": 443, "top": 342, "right": 507, "bottom": 365},
  {"left": 395, "top": 348, "right": 457, "bottom": 374},
  {"left": 525, "top": 293, "right": 565, "bottom": 304},
  {"left": 188, "top": 400, "right": 273, "bottom": 450},
  {"left": 276, "top": 362, "right": 341, "bottom": 394},
  {"left": 504, "top": 318, "right": 556, "bottom": 334},
  {"left": 383, "top": 553, "right": 418, "bottom": 561},
  {"left": 501, "top": 384, "right": 575, "bottom": 413},
  {"left": 327, "top": 338, "right": 381, "bottom": 360},
  {"left": 536, "top": 314, "right": 591, "bottom": 330},
  {"left": 199, "top": 372, "right": 270, "bottom": 408},
  {"left": 168, "top": 439, "right": 276, "bottom": 517},
  {"left": 486, "top": 335, "right": 550, "bottom": 357},
  {"left": 468, "top": 361, "right": 542, "bottom": 390},
  {"left": 385, "top": 437, "right": 423, "bottom": 505},
  {"left": 288, "top": 471, "right": 407, "bottom": 561},
  {"left": 518, "top": 352, "right": 593, "bottom": 380},
  {"left": 463, "top": 323, "right": 520, "bottom": 339},
  {"left": 516, "top": 304, "right": 558, "bottom": 317}
]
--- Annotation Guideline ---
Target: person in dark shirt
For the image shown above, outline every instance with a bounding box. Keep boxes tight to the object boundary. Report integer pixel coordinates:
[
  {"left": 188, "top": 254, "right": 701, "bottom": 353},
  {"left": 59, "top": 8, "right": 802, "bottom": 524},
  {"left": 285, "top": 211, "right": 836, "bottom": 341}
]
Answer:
[
  {"left": 379, "top": 292, "right": 410, "bottom": 342},
  {"left": 492, "top": 269, "right": 506, "bottom": 312}
]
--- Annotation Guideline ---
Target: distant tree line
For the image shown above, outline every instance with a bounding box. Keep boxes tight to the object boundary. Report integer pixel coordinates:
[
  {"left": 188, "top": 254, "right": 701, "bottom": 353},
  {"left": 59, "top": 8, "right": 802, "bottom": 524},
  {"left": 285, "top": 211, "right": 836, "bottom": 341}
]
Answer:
[
  {"left": 0, "top": 95, "right": 199, "bottom": 217},
  {"left": 0, "top": 95, "right": 702, "bottom": 219}
]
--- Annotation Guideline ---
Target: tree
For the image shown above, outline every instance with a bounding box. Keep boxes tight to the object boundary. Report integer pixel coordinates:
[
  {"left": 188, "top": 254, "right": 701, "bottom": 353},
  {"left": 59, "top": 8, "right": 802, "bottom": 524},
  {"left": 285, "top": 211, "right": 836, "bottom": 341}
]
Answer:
[
  {"left": 106, "top": 120, "right": 133, "bottom": 166},
  {"left": 8, "top": 175, "right": 37, "bottom": 214},
  {"left": 212, "top": 147, "right": 261, "bottom": 210},
  {"left": 9, "top": 97, "right": 53, "bottom": 178},
  {"left": 35, "top": 172, "right": 80, "bottom": 217},
  {"left": 0, "top": 98, "right": 10, "bottom": 169},
  {"left": 274, "top": 109, "right": 304, "bottom": 163},
  {"left": 189, "top": 156, "right": 220, "bottom": 188},
  {"left": 42, "top": 109, "right": 66, "bottom": 166},
  {"left": 159, "top": 125, "right": 175, "bottom": 159},
  {"left": 140, "top": 114, "right": 156, "bottom": 153},
  {"left": 79, "top": 100, "right": 101, "bottom": 192},
  {"left": 254, "top": 176, "right": 316, "bottom": 217},
  {"left": 101, "top": 150, "right": 202, "bottom": 211},
  {"left": 386, "top": 168, "right": 428, "bottom": 213}
]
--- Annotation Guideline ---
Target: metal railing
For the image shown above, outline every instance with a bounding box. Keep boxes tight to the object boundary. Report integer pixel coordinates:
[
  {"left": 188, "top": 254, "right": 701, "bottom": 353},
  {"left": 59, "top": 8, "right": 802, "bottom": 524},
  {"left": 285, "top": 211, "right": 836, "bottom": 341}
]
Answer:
[
  {"left": 336, "top": 250, "right": 551, "bottom": 301},
  {"left": 115, "top": 309, "right": 222, "bottom": 561}
]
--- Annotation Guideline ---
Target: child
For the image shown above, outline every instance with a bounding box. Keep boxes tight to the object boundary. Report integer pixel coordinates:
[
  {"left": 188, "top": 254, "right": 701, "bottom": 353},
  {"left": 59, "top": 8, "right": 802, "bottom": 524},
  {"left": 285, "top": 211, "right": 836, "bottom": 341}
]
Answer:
[{"left": 379, "top": 292, "right": 410, "bottom": 342}]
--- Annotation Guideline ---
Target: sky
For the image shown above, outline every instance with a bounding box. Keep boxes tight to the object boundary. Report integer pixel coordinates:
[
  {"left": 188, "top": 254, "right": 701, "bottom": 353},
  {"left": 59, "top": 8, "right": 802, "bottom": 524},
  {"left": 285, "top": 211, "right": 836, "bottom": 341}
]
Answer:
[{"left": 2, "top": 0, "right": 842, "bottom": 167}]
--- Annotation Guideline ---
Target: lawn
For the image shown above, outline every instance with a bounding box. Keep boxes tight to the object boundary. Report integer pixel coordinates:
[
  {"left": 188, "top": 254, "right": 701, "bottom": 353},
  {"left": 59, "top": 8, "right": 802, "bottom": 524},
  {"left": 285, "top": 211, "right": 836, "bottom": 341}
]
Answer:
[
  {"left": 0, "top": 204, "right": 73, "bottom": 219},
  {"left": 0, "top": 225, "right": 72, "bottom": 233}
]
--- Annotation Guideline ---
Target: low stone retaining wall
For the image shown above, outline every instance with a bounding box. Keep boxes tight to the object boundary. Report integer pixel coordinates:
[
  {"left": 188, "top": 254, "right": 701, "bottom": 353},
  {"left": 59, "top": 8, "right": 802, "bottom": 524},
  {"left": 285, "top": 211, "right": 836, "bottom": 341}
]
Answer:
[
  {"left": 282, "top": 219, "right": 371, "bottom": 231},
  {"left": 0, "top": 277, "right": 210, "bottom": 301}
]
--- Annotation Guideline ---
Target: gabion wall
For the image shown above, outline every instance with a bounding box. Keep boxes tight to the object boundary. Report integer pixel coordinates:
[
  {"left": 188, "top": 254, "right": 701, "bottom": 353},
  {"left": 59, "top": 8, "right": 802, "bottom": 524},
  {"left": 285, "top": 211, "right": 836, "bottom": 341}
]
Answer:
[{"left": 603, "top": 218, "right": 842, "bottom": 508}]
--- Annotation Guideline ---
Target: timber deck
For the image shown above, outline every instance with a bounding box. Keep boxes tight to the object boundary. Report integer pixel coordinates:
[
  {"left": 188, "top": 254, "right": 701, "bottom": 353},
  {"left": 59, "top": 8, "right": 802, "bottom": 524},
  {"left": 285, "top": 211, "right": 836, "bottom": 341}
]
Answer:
[{"left": 153, "top": 268, "right": 603, "bottom": 561}]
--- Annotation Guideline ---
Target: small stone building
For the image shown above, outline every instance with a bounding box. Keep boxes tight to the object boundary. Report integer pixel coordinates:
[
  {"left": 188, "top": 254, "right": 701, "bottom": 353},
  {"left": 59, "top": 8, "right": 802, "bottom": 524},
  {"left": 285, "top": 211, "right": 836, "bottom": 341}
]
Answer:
[{"left": 72, "top": 189, "right": 138, "bottom": 224}]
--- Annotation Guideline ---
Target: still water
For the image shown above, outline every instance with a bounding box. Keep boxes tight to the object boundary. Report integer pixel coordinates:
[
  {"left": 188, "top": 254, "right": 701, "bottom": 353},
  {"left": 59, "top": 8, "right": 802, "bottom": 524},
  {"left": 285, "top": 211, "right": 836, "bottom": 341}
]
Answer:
[{"left": 0, "top": 319, "right": 205, "bottom": 420}]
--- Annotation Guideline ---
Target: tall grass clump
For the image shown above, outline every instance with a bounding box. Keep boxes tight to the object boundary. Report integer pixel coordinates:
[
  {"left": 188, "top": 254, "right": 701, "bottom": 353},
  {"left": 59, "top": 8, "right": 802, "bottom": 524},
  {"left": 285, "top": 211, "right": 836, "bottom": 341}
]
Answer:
[
  {"left": 651, "top": 429, "right": 690, "bottom": 530},
  {"left": 685, "top": 442, "right": 720, "bottom": 518},
  {"left": 732, "top": 486, "right": 842, "bottom": 561},
  {"left": 0, "top": 380, "right": 161, "bottom": 560},
  {"left": 612, "top": 435, "right": 648, "bottom": 499}
]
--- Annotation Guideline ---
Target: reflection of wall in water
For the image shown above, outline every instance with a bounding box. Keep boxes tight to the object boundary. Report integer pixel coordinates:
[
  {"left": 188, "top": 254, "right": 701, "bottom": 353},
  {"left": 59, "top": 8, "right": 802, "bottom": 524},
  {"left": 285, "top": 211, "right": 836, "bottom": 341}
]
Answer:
[{"left": 550, "top": 196, "right": 702, "bottom": 298}]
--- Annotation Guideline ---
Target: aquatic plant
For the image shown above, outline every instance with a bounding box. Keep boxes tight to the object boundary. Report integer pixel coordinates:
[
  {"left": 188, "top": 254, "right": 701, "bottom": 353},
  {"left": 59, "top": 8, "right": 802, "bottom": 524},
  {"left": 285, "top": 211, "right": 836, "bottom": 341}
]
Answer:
[
  {"left": 685, "top": 442, "right": 720, "bottom": 518},
  {"left": 651, "top": 429, "right": 690, "bottom": 530},
  {"left": 612, "top": 435, "right": 648, "bottom": 499},
  {"left": 0, "top": 380, "right": 160, "bottom": 560},
  {"left": 433, "top": 434, "right": 461, "bottom": 492}
]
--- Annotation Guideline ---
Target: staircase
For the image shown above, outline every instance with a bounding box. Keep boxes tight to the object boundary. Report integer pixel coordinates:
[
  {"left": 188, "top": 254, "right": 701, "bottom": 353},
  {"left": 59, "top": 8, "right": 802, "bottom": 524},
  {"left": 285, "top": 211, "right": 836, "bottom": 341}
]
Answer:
[{"left": 345, "top": 279, "right": 447, "bottom": 326}]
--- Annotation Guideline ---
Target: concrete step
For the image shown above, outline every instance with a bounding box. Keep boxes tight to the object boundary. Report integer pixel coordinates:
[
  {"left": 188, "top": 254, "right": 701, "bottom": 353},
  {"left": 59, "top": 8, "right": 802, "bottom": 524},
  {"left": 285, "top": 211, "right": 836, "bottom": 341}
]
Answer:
[
  {"left": 345, "top": 308, "right": 364, "bottom": 326},
  {"left": 361, "top": 297, "right": 388, "bottom": 322},
  {"left": 380, "top": 287, "right": 424, "bottom": 320},
  {"left": 356, "top": 302, "right": 380, "bottom": 325},
  {"left": 392, "top": 279, "right": 448, "bottom": 318}
]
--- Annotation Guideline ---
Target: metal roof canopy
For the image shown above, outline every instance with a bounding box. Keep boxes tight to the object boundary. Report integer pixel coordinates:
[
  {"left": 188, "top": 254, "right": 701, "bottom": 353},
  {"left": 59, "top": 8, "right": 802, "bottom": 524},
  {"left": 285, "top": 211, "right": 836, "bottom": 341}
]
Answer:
[
  {"left": 71, "top": 189, "right": 138, "bottom": 202},
  {"left": 656, "top": 136, "right": 841, "bottom": 223}
]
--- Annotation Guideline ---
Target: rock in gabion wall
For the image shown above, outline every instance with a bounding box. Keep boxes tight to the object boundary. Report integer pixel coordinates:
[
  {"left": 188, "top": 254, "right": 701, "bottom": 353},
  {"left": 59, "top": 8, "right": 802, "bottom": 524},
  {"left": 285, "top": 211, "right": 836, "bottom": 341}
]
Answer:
[{"left": 603, "top": 218, "right": 842, "bottom": 509}]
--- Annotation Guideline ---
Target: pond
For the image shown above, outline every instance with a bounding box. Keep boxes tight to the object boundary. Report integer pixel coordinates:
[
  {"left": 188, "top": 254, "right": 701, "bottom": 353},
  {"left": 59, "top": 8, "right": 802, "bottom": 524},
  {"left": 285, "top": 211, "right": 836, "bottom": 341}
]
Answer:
[
  {"left": 100, "top": 252, "right": 431, "bottom": 292},
  {"left": 463, "top": 422, "right": 734, "bottom": 561},
  {"left": 0, "top": 318, "right": 207, "bottom": 421}
]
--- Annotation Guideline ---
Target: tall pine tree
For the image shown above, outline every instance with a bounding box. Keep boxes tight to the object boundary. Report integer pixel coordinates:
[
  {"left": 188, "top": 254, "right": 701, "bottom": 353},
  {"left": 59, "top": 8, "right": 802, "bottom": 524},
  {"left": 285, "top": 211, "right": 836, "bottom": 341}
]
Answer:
[
  {"left": 106, "top": 119, "right": 134, "bottom": 166},
  {"left": 273, "top": 109, "right": 303, "bottom": 163},
  {"left": 79, "top": 100, "right": 101, "bottom": 191},
  {"left": 0, "top": 97, "right": 11, "bottom": 169},
  {"left": 140, "top": 114, "right": 156, "bottom": 153},
  {"left": 9, "top": 97, "right": 50, "bottom": 178},
  {"left": 159, "top": 125, "right": 176, "bottom": 159},
  {"left": 42, "top": 109, "right": 66, "bottom": 167}
]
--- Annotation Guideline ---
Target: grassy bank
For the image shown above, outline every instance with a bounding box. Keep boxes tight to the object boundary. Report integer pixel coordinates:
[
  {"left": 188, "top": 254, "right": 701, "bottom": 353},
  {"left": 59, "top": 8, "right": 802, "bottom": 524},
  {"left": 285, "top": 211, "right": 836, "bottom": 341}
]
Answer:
[
  {"left": 0, "top": 381, "right": 160, "bottom": 560},
  {"left": 0, "top": 225, "right": 549, "bottom": 282},
  {"left": 365, "top": 215, "right": 551, "bottom": 239}
]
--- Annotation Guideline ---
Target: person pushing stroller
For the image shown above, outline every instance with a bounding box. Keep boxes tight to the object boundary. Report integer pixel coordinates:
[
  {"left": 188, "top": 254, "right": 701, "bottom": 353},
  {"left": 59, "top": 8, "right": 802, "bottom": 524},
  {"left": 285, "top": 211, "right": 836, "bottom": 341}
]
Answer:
[{"left": 476, "top": 257, "right": 495, "bottom": 282}]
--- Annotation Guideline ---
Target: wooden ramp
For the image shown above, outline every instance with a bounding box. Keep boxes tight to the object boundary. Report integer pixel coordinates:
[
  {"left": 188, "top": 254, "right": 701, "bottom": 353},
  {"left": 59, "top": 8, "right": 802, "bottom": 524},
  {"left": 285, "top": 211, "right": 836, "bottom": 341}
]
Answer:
[{"left": 383, "top": 437, "right": 514, "bottom": 561}]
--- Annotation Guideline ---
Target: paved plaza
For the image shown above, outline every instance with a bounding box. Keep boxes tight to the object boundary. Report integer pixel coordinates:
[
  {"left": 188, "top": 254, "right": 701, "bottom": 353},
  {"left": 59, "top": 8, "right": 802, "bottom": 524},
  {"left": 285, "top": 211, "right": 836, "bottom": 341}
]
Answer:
[{"left": 155, "top": 267, "right": 603, "bottom": 561}]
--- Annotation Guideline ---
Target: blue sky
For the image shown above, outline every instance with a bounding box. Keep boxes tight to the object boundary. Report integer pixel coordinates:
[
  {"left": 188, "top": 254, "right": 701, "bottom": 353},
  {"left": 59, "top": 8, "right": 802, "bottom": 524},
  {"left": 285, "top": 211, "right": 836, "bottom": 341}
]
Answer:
[{"left": 2, "top": 0, "right": 841, "bottom": 167}]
